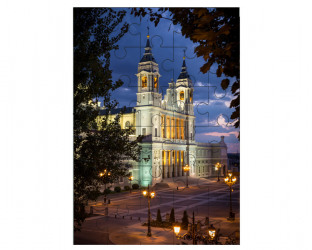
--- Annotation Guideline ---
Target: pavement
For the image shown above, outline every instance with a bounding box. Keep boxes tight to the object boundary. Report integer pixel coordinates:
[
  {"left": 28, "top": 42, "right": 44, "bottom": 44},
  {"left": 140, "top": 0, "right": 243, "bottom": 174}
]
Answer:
[{"left": 74, "top": 176, "right": 240, "bottom": 245}]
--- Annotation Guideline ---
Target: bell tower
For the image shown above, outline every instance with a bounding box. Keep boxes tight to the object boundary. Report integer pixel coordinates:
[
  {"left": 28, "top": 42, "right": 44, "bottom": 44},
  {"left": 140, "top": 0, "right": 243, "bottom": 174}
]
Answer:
[
  {"left": 176, "top": 54, "right": 194, "bottom": 115},
  {"left": 135, "top": 32, "right": 162, "bottom": 107}
]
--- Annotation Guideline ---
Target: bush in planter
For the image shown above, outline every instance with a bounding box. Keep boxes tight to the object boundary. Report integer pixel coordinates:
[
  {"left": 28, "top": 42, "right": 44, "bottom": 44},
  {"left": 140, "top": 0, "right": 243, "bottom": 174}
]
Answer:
[
  {"left": 181, "top": 210, "right": 189, "bottom": 229},
  {"left": 114, "top": 186, "right": 121, "bottom": 192},
  {"left": 104, "top": 188, "right": 111, "bottom": 195},
  {"left": 169, "top": 207, "right": 175, "bottom": 223},
  {"left": 156, "top": 209, "right": 162, "bottom": 223},
  {"left": 132, "top": 183, "right": 139, "bottom": 189},
  {"left": 124, "top": 186, "right": 130, "bottom": 191}
]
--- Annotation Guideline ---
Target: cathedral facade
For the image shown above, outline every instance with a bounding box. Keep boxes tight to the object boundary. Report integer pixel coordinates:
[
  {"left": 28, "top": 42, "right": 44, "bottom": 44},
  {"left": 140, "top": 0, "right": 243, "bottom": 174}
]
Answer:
[{"left": 99, "top": 34, "right": 228, "bottom": 187}]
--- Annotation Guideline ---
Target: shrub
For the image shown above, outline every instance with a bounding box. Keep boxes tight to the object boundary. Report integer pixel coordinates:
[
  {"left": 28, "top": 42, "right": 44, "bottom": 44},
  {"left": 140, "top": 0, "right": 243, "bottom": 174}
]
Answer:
[
  {"left": 114, "top": 186, "right": 121, "bottom": 192},
  {"left": 104, "top": 188, "right": 111, "bottom": 195},
  {"left": 181, "top": 211, "right": 189, "bottom": 229},
  {"left": 156, "top": 209, "right": 162, "bottom": 223},
  {"left": 132, "top": 183, "right": 139, "bottom": 189},
  {"left": 169, "top": 207, "right": 175, "bottom": 223},
  {"left": 124, "top": 186, "right": 130, "bottom": 191}
]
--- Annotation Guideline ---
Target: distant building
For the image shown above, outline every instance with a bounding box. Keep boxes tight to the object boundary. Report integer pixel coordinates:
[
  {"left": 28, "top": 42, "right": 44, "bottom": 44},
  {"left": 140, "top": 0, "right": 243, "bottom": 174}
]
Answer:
[{"left": 98, "top": 34, "right": 228, "bottom": 187}]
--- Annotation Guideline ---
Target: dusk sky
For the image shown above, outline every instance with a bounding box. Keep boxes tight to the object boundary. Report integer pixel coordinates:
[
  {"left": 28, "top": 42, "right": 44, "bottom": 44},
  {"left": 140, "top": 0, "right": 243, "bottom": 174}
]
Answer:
[{"left": 103, "top": 8, "right": 240, "bottom": 153}]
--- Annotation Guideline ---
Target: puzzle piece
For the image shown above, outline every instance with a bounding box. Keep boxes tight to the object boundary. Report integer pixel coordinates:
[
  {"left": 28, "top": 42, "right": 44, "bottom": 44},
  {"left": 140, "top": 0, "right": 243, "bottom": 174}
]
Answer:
[{"left": 78, "top": 19, "right": 238, "bottom": 245}]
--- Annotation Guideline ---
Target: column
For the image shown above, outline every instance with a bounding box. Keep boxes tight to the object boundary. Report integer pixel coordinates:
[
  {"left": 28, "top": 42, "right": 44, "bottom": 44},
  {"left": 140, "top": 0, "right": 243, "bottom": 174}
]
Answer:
[
  {"left": 175, "top": 150, "right": 178, "bottom": 177},
  {"left": 174, "top": 118, "right": 177, "bottom": 139},
  {"left": 162, "top": 150, "right": 165, "bottom": 179},
  {"left": 164, "top": 115, "right": 166, "bottom": 138},
  {"left": 168, "top": 151, "right": 171, "bottom": 178},
  {"left": 177, "top": 118, "right": 180, "bottom": 139}
]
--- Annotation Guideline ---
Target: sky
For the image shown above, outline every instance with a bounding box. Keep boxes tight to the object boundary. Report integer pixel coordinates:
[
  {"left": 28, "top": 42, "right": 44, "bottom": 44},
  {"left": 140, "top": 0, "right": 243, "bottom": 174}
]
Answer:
[{"left": 104, "top": 8, "right": 240, "bottom": 153}]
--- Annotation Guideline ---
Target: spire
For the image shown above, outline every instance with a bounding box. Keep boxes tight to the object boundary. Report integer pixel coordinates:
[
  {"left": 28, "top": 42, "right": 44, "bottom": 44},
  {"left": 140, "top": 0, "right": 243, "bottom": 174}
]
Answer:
[
  {"left": 140, "top": 28, "right": 156, "bottom": 63},
  {"left": 178, "top": 50, "right": 190, "bottom": 79}
]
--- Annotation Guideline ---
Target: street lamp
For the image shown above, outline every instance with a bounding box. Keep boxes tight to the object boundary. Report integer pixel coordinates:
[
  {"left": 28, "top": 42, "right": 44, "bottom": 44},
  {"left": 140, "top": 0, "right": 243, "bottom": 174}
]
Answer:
[
  {"left": 142, "top": 184, "right": 156, "bottom": 237},
  {"left": 99, "top": 170, "right": 111, "bottom": 203},
  {"left": 224, "top": 173, "right": 237, "bottom": 221},
  {"left": 128, "top": 176, "right": 133, "bottom": 193},
  {"left": 174, "top": 212, "right": 220, "bottom": 245},
  {"left": 183, "top": 164, "right": 191, "bottom": 188},
  {"left": 215, "top": 162, "right": 221, "bottom": 182}
]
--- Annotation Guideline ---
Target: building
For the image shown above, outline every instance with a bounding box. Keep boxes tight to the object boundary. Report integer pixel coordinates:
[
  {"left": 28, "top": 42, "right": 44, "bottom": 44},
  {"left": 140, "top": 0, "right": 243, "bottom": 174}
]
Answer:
[{"left": 99, "top": 34, "right": 228, "bottom": 187}]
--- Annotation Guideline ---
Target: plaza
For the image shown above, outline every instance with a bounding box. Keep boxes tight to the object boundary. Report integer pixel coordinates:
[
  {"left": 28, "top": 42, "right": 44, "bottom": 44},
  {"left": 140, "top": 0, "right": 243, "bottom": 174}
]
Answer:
[{"left": 74, "top": 176, "right": 240, "bottom": 245}]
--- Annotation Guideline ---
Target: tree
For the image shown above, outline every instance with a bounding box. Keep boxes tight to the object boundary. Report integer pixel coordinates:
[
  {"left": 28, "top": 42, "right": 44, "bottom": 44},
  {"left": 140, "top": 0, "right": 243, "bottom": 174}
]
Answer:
[
  {"left": 74, "top": 8, "right": 143, "bottom": 232},
  {"left": 131, "top": 8, "right": 240, "bottom": 139},
  {"left": 181, "top": 210, "right": 189, "bottom": 229},
  {"left": 156, "top": 209, "right": 162, "bottom": 223},
  {"left": 169, "top": 207, "right": 175, "bottom": 223}
]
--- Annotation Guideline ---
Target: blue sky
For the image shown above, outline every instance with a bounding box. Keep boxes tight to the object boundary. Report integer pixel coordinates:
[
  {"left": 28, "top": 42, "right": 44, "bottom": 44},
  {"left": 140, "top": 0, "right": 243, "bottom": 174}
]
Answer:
[{"left": 104, "top": 8, "right": 240, "bottom": 153}]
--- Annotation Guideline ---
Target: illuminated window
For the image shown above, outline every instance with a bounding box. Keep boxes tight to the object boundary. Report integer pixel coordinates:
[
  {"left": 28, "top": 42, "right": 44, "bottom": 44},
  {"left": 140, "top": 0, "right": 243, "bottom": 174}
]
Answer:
[
  {"left": 190, "top": 92, "right": 193, "bottom": 102},
  {"left": 180, "top": 91, "right": 184, "bottom": 100},
  {"left": 142, "top": 76, "right": 147, "bottom": 88},
  {"left": 154, "top": 77, "right": 157, "bottom": 88},
  {"left": 125, "top": 121, "right": 130, "bottom": 128}
]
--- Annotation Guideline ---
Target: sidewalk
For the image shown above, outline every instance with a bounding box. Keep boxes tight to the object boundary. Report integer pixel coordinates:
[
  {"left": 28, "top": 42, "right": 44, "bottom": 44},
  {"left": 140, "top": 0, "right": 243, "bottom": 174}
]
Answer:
[{"left": 109, "top": 220, "right": 239, "bottom": 245}]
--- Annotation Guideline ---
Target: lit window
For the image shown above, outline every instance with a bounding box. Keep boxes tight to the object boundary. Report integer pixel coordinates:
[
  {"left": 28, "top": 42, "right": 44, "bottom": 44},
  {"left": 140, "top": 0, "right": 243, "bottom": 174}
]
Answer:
[
  {"left": 142, "top": 77, "right": 147, "bottom": 88},
  {"left": 154, "top": 77, "right": 157, "bottom": 88},
  {"left": 180, "top": 91, "right": 184, "bottom": 100},
  {"left": 190, "top": 92, "right": 193, "bottom": 102}
]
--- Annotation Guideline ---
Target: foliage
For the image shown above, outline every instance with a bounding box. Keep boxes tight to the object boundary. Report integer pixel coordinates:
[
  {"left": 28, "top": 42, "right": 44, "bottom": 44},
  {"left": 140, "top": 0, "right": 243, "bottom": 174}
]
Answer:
[
  {"left": 124, "top": 185, "right": 130, "bottom": 191},
  {"left": 88, "top": 187, "right": 102, "bottom": 201},
  {"left": 104, "top": 188, "right": 112, "bottom": 195},
  {"left": 114, "top": 186, "right": 121, "bottom": 192},
  {"left": 74, "top": 8, "right": 144, "bottom": 232},
  {"left": 156, "top": 209, "right": 162, "bottom": 223},
  {"left": 169, "top": 207, "right": 175, "bottom": 223},
  {"left": 181, "top": 210, "right": 189, "bottom": 229},
  {"left": 132, "top": 183, "right": 139, "bottom": 189},
  {"left": 131, "top": 8, "right": 240, "bottom": 139}
]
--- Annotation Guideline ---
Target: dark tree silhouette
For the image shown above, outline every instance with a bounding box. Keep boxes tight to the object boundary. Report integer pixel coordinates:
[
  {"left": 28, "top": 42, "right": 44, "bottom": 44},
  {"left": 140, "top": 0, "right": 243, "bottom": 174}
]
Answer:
[{"left": 74, "top": 8, "right": 144, "bottom": 232}]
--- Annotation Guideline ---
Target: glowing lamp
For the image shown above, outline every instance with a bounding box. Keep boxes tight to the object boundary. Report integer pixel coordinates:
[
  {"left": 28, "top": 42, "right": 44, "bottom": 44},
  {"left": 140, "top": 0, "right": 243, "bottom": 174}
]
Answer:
[
  {"left": 143, "top": 190, "right": 147, "bottom": 196},
  {"left": 208, "top": 224, "right": 216, "bottom": 239},
  {"left": 100, "top": 173, "right": 103, "bottom": 177},
  {"left": 151, "top": 192, "right": 155, "bottom": 198},
  {"left": 174, "top": 226, "right": 181, "bottom": 235}
]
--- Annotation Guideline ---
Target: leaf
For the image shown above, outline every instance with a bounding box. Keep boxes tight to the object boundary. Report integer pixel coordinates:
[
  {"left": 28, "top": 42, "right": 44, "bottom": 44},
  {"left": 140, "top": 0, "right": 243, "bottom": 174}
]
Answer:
[{"left": 221, "top": 78, "right": 230, "bottom": 90}]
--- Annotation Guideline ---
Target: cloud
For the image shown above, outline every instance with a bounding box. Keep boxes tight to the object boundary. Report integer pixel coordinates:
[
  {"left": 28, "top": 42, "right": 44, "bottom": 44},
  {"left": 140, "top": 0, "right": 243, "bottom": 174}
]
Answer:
[
  {"left": 204, "top": 131, "right": 239, "bottom": 138},
  {"left": 226, "top": 143, "right": 240, "bottom": 153}
]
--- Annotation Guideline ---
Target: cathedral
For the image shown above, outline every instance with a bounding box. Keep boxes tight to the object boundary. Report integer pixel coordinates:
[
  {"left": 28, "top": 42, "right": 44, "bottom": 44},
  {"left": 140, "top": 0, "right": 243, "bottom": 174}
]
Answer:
[{"left": 99, "top": 34, "right": 228, "bottom": 187}]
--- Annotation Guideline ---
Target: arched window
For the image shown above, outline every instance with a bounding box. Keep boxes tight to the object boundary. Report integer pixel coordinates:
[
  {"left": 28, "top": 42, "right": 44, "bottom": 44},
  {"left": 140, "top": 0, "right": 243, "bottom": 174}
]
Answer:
[
  {"left": 154, "top": 77, "right": 157, "bottom": 89},
  {"left": 125, "top": 121, "right": 130, "bottom": 128},
  {"left": 190, "top": 91, "right": 193, "bottom": 102},
  {"left": 180, "top": 91, "right": 184, "bottom": 100},
  {"left": 142, "top": 76, "right": 147, "bottom": 88}
]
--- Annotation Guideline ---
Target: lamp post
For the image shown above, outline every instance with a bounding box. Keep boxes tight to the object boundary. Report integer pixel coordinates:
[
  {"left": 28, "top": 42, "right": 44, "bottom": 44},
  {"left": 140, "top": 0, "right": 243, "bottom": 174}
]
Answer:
[
  {"left": 183, "top": 164, "right": 191, "bottom": 188},
  {"left": 215, "top": 162, "right": 221, "bottom": 182},
  {"left": 224, "top": 173, "right": 237, "bottom": 221},
  {"left": 99, "top": 170, "right": 111, "bottom": 203},
  {"left": 174, "top": 211, "right": 220, "bottom": 245},
  {"left": 143, "top": 184, "right": 155, "bottom": 237},
  {"left": 128, "top": 175, "right": 133, "bottom": 193}
]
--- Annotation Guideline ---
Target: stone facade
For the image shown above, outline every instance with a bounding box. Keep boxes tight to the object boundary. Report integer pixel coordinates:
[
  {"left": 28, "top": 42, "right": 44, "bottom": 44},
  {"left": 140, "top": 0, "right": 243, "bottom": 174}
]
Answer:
[{"left": 100, "top": 35, "right": 228, "bottom": 188}]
